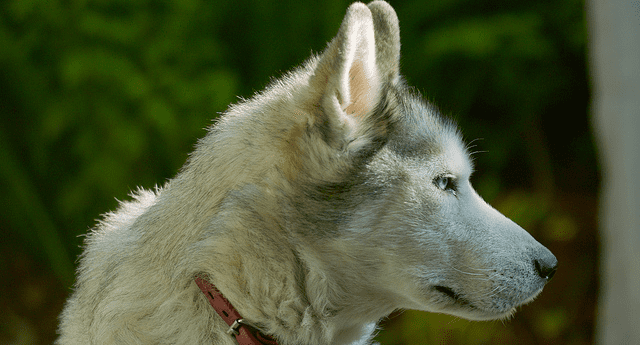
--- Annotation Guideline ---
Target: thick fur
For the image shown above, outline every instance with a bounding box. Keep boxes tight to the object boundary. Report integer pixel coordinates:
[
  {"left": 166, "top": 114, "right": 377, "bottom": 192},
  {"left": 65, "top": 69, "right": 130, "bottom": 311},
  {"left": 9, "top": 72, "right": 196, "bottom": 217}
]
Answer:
[{"left": 57, "top": 2, "right": 557, "bottom": 344}]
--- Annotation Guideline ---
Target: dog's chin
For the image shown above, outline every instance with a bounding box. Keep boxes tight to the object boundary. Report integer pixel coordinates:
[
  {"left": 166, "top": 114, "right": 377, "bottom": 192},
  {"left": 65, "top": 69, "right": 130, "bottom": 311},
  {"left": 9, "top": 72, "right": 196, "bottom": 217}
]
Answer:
[
  {"left": 452, "top": 308, "right": 517, "bottom": 321},
  {"left": 432, "top": 301, "right": 517, "bottom": 322}
]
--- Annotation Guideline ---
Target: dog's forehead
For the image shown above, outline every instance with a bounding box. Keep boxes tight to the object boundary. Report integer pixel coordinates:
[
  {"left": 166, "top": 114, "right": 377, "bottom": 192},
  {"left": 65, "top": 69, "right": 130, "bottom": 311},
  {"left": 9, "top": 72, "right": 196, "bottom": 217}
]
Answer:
[
  {"left": 381, "top": 90, "right": 473, "bottom": 177},
  {"left": 389, "top": 92, "right": 465, "bottom": 159}
]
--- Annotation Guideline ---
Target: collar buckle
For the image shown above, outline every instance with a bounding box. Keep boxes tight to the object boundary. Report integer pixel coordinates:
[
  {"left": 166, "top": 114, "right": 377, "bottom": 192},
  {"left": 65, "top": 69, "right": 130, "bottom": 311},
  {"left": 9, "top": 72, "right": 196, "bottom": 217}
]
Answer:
[{"left": 226, "top": 319, "right": 243, "bottom": 336}]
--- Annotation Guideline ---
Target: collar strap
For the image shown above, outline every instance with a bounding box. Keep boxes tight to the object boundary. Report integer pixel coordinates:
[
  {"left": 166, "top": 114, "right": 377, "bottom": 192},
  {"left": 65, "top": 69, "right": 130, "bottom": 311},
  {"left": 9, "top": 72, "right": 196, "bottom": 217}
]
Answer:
[{"left": 195, "top": 276, "right": 279, "bottom": 345}]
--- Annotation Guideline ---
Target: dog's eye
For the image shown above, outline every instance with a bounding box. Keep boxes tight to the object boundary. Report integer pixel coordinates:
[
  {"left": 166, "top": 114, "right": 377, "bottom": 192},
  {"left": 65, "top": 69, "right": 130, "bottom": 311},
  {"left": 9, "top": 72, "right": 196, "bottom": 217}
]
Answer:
[{"left": 434, "top": 175, "right": 457, "bottom": 194}]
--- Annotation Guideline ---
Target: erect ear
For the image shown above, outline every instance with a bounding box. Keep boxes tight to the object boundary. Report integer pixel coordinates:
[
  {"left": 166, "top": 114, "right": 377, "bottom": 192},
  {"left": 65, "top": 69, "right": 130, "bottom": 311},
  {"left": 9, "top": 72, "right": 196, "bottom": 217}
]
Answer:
[
  {"left": 309, "top": 1, "right": 400, "bottom": 154},
  {"left": 368, "top": 1, "right": 400, "bottom": 82}
]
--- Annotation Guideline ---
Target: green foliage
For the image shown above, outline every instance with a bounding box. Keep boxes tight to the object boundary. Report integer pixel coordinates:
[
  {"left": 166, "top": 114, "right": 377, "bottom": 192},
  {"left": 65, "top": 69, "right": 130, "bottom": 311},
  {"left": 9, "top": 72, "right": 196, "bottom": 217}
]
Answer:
[{"left": 1, "top": 0, "right": 241, "bottom": 285}]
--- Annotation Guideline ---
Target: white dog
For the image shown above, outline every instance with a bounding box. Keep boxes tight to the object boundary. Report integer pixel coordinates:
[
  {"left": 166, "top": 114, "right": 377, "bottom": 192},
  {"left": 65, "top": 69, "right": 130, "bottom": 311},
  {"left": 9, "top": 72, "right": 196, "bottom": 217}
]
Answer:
[{"left": 57, "top": 2, "right": 557, "bottom": 344}]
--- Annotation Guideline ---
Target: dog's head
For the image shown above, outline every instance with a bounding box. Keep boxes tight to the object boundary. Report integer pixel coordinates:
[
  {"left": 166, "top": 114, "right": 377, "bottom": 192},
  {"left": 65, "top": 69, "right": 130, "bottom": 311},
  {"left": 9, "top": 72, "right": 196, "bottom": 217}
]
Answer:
[{"left": 280, "top": 1, "right": 557, "bottom": 322}]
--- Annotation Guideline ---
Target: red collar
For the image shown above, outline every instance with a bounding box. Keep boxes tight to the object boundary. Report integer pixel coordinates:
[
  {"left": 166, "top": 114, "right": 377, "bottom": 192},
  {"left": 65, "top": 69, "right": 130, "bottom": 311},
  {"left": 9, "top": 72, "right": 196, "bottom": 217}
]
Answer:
[{"left": 195, "top": 276, "right": 279, "bottom": 345}]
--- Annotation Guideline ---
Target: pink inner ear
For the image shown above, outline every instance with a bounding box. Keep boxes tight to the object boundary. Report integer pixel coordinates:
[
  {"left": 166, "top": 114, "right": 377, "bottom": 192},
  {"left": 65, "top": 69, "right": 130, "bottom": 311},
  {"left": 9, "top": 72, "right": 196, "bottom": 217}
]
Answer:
[{"left": 344, "top": 59, "right": 372, "bottom": 119}]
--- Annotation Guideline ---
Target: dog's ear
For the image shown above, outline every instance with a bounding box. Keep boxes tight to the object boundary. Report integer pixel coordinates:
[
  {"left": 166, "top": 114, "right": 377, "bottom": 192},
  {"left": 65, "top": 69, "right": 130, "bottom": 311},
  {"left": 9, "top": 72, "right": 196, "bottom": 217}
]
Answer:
[
  {"left": 310, "top": 1, "right": 400, "bottom": 155},
  {"left": 368, "top": 1, "right": 400, "bottom": 83}
]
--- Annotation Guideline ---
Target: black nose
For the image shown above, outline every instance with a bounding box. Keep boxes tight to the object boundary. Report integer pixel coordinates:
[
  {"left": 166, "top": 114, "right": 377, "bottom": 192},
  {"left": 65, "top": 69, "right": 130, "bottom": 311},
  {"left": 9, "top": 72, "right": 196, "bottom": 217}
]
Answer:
[{"left": 534, "top": 252, "right": 558, "bottom": 281}]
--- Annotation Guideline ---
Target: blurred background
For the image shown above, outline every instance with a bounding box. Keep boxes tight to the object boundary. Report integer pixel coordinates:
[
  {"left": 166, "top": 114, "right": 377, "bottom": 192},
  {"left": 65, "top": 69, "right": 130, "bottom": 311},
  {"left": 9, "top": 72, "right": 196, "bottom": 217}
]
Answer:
[{"left": 0, "top": 0, "right": 597, "bottom": 344}]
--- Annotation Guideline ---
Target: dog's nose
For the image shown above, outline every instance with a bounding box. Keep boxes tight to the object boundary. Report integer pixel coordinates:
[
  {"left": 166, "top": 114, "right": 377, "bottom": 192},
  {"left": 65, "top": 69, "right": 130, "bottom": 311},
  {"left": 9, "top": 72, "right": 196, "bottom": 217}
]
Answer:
[{"left": 534, "top": 251, "right": 558, "bottom": 281}]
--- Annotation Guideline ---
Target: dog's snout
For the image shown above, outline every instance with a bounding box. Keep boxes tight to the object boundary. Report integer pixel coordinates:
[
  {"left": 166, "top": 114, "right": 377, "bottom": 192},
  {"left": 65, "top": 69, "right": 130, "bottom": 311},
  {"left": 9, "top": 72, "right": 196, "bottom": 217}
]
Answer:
[{"left": 534, "top": 251, "right": 558, "bottom": 281}]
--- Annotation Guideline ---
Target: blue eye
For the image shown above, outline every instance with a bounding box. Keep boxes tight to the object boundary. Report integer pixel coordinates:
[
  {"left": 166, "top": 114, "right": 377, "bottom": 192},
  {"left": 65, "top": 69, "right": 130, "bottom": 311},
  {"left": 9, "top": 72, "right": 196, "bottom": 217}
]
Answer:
[{"left": 434, "top": 175, "right": 457, "bottom": 194}]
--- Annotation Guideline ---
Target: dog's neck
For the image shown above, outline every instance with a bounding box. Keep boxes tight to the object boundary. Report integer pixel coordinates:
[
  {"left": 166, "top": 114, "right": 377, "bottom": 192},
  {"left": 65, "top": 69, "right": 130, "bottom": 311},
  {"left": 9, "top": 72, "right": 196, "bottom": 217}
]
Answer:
[{"left": 198, "top": 234, "right": 387, "bottom": 345}]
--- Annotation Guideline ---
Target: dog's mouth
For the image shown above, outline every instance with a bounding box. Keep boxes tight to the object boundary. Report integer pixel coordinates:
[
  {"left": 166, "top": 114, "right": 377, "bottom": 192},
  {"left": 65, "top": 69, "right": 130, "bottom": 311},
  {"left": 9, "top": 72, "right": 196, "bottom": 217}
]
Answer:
[
  {"left": 434, "top": 285, "right": 472, "bottom": 307},
  {"left": 432, "top": 285, "right": 524, "bottom": 321}
]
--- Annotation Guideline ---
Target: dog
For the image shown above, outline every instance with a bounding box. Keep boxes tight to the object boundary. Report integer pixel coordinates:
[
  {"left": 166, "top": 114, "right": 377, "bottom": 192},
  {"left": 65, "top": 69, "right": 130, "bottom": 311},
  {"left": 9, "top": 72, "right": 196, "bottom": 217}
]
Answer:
[{"left": 56, "top": 1, "right": 557, "bottom": 344}]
